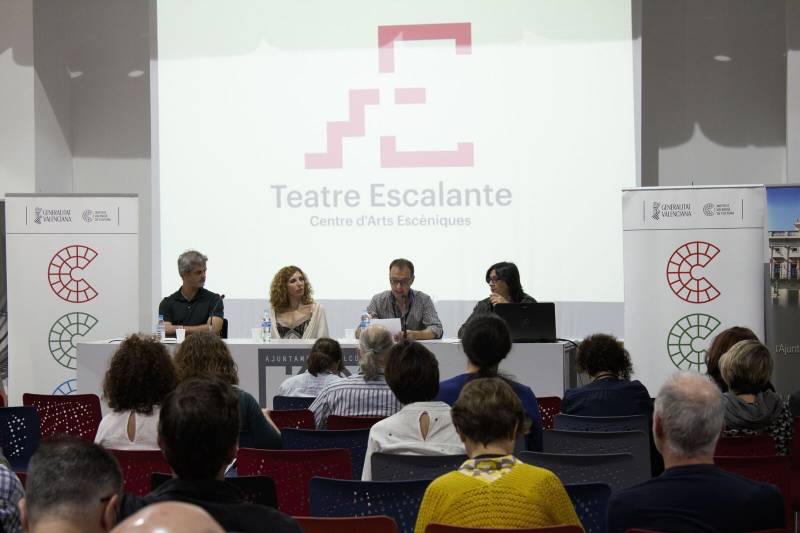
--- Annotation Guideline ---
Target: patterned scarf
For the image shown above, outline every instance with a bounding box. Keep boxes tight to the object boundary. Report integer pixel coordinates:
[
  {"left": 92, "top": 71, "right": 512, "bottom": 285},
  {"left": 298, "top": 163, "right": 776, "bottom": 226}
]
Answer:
[{"left": 458, "top": 454, "right": 520, "bottom": 483}]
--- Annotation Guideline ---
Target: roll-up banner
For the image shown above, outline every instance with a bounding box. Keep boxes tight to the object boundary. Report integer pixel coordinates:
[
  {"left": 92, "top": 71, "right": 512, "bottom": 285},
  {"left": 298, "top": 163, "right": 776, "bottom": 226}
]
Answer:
[
  {"left": 622, "top": 186, "right": 765, "bottom": 393},
  {"left": 4, "top": 194, "right": 138, "bottom": 406}
]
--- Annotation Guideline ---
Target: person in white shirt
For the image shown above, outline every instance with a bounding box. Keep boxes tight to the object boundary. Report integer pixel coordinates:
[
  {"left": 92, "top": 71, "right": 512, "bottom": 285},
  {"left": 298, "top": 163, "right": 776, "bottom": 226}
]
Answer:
[
  {"left": 277, "top": 338, "right": 345, "bottom": 397},
  {"left": 362, "top": 340, "right": 465, "bottom": 480},
  {"left": 95, "top": 334, "right": 178, "bottom": 450}
]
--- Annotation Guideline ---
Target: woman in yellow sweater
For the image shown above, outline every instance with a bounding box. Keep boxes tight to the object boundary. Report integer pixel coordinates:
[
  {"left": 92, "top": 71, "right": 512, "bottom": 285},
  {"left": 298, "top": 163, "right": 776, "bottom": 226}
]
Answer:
[{"left": 414, "top": 377, "right": 582, "bottom": 532}]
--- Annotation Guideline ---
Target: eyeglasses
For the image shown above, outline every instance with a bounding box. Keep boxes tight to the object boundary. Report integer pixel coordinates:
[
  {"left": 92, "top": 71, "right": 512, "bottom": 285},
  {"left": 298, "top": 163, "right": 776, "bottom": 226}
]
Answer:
[
  {"left": 488, "top": 277, "right": 503, "bottom": 284},
  {"left": 390, "top": 278, "right": 412, "bottom": 287}
]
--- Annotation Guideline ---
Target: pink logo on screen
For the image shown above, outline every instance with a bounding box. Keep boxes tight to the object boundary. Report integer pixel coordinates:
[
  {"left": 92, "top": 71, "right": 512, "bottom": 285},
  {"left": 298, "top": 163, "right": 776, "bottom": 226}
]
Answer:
[{"left": 304, "top": 22, "right": 474, "bottom": 169}]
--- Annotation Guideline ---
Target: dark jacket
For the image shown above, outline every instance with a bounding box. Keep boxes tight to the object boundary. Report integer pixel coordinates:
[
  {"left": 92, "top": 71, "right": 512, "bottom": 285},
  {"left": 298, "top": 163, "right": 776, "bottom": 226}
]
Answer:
[{"left": 458, "top": 293, "right": 537, "bottom": 338}]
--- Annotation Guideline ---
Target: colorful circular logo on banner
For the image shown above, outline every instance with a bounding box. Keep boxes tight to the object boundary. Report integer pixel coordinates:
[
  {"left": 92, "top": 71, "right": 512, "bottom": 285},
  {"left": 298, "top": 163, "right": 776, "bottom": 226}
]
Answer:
[
  {"left": 47, "top": 244, "right": 99, "bottom": 303},
  {"left": 665, "top": 241, "right": 721, "bottom": 303},
  {"left": 48, "top": 312, "right": 99, "bottom": 369},
  {"left": 666, "top": 313, "right": 721, "bottom": 371}
]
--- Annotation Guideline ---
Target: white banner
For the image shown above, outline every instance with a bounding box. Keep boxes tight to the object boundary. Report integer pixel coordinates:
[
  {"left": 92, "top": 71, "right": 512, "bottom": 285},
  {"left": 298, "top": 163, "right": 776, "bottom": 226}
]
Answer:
[
  {"left": 4, "top": 195, "right": 138, "bottom": 405},
  {"left": 622, "top": 186, "right": 765, "bottom": 393}
]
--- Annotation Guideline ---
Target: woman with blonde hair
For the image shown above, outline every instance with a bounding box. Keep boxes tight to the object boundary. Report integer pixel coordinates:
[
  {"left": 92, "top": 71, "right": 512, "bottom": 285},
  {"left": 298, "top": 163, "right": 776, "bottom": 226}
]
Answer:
[
  {"left": 174, "top": 332, "right": 281, "bottom": 449},
  {"left": 720, "top": 339, "right": 793, "bottom": 455},
  {"left": 269, "top": 266, "right": 329, "bottom": 339}
]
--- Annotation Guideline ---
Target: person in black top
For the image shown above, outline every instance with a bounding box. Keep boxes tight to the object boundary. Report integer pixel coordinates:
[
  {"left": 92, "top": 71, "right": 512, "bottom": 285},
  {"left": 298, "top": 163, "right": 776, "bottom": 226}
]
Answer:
[
  {"left": 458, "top": 262, "right": 536, "bottom": 338},
  {"left": 158, "top": 250, "right": 224, "bottom": 336},
  {"left": 119, "top": 378, "right": 301, "bottom": 533},
  {"left": 607, "top": 372, "right": 785, "bottom": 533}
]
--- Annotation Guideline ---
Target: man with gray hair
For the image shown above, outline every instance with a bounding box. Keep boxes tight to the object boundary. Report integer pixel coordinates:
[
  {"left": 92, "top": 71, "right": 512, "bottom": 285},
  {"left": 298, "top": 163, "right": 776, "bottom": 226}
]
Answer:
[
  {"left": 309, "top": 324, "right": 401, "bottom": 428},
  {"left": 607, "top": 372, "right": 785, "bottom": 533},
  {"left": 158, "top": 249, "right": 224, "bottom": 336}
]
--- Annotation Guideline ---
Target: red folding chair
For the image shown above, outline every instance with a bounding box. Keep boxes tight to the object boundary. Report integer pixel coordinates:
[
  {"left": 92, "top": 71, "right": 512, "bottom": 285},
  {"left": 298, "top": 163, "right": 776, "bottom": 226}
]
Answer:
[
  {"left": 537, "top": 396, "right": 562, "bottom": 430},
  {"left": 426, "top": 525, "right": 583, "bottom": 532},
  {"left": 715, "top": 455, "right": 792, "bottom": 529},
  {"left": 237, "top": 447, "right": 351, "bottom": 516},
  {"left": 110, "top": 449, "right": 172, "bottom": 496},
  {"left": 22, "top": 393, "right": 102, "bottom": 441},
  {"left": 327, "top": 415, "right": 385, "bottom": 430},
  {"left": 715, "top": 435, "right": 776, "bottom": 456},
  {"left": 294, "top": 516, "right": 398, "bottom": 533},
  {"left": 268, "top": 409, "right": 315, "bottom": 430}
]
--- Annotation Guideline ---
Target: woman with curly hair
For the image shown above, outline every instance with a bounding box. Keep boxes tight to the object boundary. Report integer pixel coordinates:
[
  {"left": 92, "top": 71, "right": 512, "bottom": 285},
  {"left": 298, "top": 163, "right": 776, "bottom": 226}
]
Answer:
[
  {"left": 562, "top": 333, "right": 651, "bottom": 417},
  {"left": 95, "top": 334, "right": 177, "bottom": 450},
  {"left": 268, "top": 266, "right": 329, "bottom": 339},
  {"left": 174, "top": 332, "right": 281, "bottom": 449}
]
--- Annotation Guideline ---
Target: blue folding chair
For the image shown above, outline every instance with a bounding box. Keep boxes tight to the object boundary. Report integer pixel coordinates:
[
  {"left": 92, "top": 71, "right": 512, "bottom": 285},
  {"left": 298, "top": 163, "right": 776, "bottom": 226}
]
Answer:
[
  {"left": 518, "top": 451, "right": 646, "bottom": 493},
  {"left": 553, "top": 414, "right": 649, "bottom": 434},
  {"left": 309, "top": 477, "right": 431, "bottom": 533},
  {"left": 564, "top": 482, "right": 611, "bottom": 533},
  {"left": 370, "top": 453, "right": 467, "bottom": 482},
  {"left": 0, "top": 407, "right": 41, "bottom": 471},
  {"left": 273, "top": 395, "right": 315, "bottom": 410},
  {"left": 281, "top": 428, "right": 370, "bottom": 479},
  {"left": 542, "top": 430, "right": 650, "bottom": 482}
]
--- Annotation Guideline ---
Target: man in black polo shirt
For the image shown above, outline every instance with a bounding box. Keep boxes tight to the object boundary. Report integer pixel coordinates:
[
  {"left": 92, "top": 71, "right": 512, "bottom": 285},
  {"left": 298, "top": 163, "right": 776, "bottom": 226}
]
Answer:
[{"left": 159, "top": 250, "right": 224, "bottom": 336}]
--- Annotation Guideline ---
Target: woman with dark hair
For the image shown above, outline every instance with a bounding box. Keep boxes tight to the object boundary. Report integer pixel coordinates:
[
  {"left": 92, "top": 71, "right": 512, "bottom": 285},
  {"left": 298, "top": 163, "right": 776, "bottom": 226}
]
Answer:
[
  {"left": 437, "top": 314, "right": 544, "bottom": 451},
  {"left": 458, "top": 262, "right": 536, "bottom": 338},
  {"left": 414, "top": 378, "right": 580, "bottom": 532},
  {"left": 174, "top": 332, "right": 281, "bottom": 449},
  {"left": 277, "top": 338, "right": 345, "bottom": 397},
  {"left": 362, "top": 341, "right": 464, "bottom": 480},
  {"left": 96, "top": 334, "right": 177, "bottom": 450},
  {"left": 562, "top": 333, "right": 651, "bottom": 417},
  {"left": 705, "top": 326, "right": 759, "bottom": 392},
  {"left": 268, "top": 265, "right": 329, "bottom": 339}
]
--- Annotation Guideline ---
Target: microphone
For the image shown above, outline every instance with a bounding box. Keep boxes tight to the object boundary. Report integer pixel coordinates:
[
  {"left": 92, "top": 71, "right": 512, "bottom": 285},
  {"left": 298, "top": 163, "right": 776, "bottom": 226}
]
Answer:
[{"left": 208, "top": 294, "right": 225, "bottom": 332}]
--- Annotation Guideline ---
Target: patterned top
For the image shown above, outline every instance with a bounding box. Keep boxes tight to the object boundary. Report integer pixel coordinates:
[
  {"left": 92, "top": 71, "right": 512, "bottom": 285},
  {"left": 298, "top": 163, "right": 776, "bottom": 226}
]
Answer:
[
  {"left": 309, "top": 372, "right": 403, "bottom": 429},
  {"left": 367, "top": 289, "right": 443, "bottom": 338},
  {"left": 724, "top": 400, "right": 795, "bottom": 455},
  {"left": 414, "top": 456, "right": 581, "bottom": 533},
  {"left": 277, "top": 319, "right": 309, "bottom": 339},
  {"left": 0, "top": 465, "right": 24, "bottom": 533}
]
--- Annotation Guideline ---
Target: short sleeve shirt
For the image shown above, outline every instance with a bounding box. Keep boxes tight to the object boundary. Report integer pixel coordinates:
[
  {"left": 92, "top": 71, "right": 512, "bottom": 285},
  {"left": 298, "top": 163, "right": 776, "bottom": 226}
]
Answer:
[
  {"left": 158, "top": 287, "right": 224, "bottom": 326},
  {"left": 366, "top": 289, "right": 443, "bottom": 338}
]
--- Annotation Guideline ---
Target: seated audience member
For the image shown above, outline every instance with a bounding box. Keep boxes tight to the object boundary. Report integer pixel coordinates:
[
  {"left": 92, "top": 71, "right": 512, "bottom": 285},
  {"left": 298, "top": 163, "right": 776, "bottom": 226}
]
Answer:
[
  {"left": 705, "top": 326, "right": 759, "bottom": 392},
  {"left": 562, "top": 333, "right": 651, "bottom": 417},
  {"left": 309, "top": 325, "right": 401, "bottom": 428},
  {"left": 174, "top": 332, "right": 281, "bottom": 449},
  {"left": 720, "top": 340, "right": 794, "bottom": 455},
  {"left": 112, "top": 501, "right": 224, "bottom": 533},
  {"left": 362, "top": 341, "right": 465, "bottom": 480},
  {"left": 269, "top": 266, "right": 329, "bottom": 339},
  {"left": 119, "top": 378, "right": 301, "bottom": 533},
  {"left": 20, "top": 437, "right": 122, "bottom": 533},
  {"left": 96, "top": 334, "right": 177, "bottom": 450},
  {"left": 458, "top": 261, "right": 536, "bottom": 338},
  {"left": 277, "top": 337, "right": 344, "bottom": 397},
  {"left": 0, "top": 460, "right": 24, "bottom": 533},
  {"left": 436, "top": 314, "right": 544, "bottom": 451},
  {"left": 414, "top": 378, "right": 580, "bottom": 532},
  {"left": 607, "top": 372, "right": 785, "bottom": 533}
]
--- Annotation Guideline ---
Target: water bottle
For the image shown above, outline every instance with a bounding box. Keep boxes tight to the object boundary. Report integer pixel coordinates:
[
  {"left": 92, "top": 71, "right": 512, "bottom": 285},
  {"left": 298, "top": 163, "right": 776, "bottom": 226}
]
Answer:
[
  {"left": 156, "top": 314, "right": 166, "bottom": 341},
  {"left": 261, "top": 309, "right": 271, "bottom": 343},
  {"left": 359, "top": 309, "right": 371, "bottom": 331}
]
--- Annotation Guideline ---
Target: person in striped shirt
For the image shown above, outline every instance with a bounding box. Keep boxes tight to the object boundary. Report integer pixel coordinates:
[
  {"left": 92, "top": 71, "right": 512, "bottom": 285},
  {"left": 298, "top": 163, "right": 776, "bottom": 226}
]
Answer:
[{"left": 309, "top": 324, "right": 402, "bottom": 428}]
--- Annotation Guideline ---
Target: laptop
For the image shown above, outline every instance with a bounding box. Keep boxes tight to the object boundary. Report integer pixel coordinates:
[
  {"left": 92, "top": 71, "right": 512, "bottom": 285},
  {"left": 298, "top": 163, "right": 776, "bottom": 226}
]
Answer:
[{"left": 493, "top": 302, "right": 556, "bottom": 343}]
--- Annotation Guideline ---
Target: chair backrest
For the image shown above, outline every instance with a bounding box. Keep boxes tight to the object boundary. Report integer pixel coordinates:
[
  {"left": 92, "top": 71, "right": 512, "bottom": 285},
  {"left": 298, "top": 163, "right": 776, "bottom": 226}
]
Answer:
[
  {"left": 791, "top": 416, "right": 800, "bottom": 465},
  {"left": 295, "top": 516, "right": 399, "bottom": 533},
  {"left": 425, "top": 525, "right": 583, "bottom": 533},
  {"left": 537, "top": 396, "right": 562, "bottom": 430},
  {"left": 109, "top": 449, "right": 172, "bottom": 497},
  {"left": 327, "top": 415, "right": 385, "bottom": 430},
  {"left": 371, "top": 453, "right": 467, "bottom": 482},
  {"left": 714, "top": 455, "right": 792, "bottom": 529},
  {"left": 281, "top": 427, "right": 371, "bottom": 479},
  {"left": 237, "top": 447, "right": 351, "bottom": 516},
  {"left": 715, "top": 435, "right": 776, "bottom": 456},
  {"left": 0, "top": 407, "right": 40, "bottom": 471},
  {"left": 151, "top": 472, "right": 278, "bottom": 508},
  {"left": 309, "top": 477, "right": 431, "bottom": 533},
  {"left": 563, "top": 482, "right": 611, "bottom": 533},
  {"left": 518, "top": 451, "right": 646, "bottom": 493},
  {"left": 22, "top": 393, "right": 102, "bottom": 441},
  {"left": 273, "top": 395, "right": 315, "bottom": 410},
  {"left": 553, "top": 414, "right": 649, "bottom": 434},
  {"left": 268, "top": 409, "right": 315, "bottom": 430},
  {"left": 542, "top": 430, "right": 650, "bottom": 483}
]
